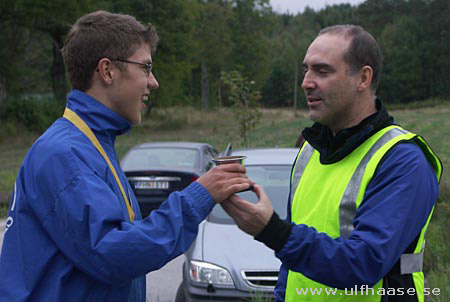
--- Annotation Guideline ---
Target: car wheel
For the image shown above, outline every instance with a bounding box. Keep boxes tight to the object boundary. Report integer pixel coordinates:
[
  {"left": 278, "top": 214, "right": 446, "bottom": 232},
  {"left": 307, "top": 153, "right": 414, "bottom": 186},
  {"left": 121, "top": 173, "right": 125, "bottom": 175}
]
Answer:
[{"left": 175, "top": 282, "right": 186, "bottom": 302}]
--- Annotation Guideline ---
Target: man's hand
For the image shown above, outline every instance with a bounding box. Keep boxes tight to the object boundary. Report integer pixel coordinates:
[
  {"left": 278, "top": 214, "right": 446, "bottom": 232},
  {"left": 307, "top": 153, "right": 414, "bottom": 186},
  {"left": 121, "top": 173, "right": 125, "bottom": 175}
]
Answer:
[
  {"left": 197, "top": 163, "right": 254, "bottom": 203},
  {"left": 221, "top": 185, "right": 273, "bottom": 236}
]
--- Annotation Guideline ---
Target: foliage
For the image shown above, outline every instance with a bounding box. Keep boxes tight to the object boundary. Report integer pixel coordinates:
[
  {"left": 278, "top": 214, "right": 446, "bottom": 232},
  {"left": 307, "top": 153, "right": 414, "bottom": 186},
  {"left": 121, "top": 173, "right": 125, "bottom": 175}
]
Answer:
[
  {"left": 0, "top": 203, "right": 8, "bottom": 219},
  {"left": 0, "top": 95, "right": 63, "bottom": 135},
  {"left": 0, "top": 0, "right": 449, "bottom": 107},
  {"left": 0, "top": 0, "right": 104, "bottom": 101},
  {"left": 379, "top": 16, "right": 425, "bottom": 102},
  {"left": 220, "top": 71, "right": 262, "bottom": 147},
  {"left": 193, "top": 0, "right": 233, "bottom": 109}
]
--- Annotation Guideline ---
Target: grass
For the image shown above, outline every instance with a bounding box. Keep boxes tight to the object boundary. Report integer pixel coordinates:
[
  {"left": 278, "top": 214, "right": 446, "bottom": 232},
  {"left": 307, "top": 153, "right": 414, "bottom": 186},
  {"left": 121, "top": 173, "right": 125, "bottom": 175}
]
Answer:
[{"left": 0, "top": 101, "right": 449, "bottom": 301}]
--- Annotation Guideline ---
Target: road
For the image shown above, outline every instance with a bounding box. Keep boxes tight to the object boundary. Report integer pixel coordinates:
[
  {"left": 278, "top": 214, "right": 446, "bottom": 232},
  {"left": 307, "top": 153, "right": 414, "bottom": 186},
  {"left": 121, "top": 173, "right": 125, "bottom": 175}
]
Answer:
[
  {"left": 0, "top": 218, "right": 184, "bottom": 302},
  {"left": 147, "top": 255, "right": 184, "bottom": 302},
  {"left": 0, "top": 218, "right": 5, "bottom": 251}
]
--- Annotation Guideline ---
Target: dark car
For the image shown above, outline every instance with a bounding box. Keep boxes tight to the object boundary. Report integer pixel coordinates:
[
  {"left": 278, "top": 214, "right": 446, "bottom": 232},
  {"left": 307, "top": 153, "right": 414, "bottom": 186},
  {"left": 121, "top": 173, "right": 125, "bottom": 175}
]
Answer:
[
  {"left": 176, "top": 148, "right": 299, "bottom": 302},
  {"left": 121, "top": 142, "right": 218, "bottom": 217}
]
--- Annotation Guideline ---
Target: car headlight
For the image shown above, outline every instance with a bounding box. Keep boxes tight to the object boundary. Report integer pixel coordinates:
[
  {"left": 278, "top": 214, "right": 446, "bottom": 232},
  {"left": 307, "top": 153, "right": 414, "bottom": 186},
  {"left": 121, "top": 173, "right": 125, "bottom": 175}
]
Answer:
[{"left": 189, "top": 260, "right": 234, "bottom": 285}]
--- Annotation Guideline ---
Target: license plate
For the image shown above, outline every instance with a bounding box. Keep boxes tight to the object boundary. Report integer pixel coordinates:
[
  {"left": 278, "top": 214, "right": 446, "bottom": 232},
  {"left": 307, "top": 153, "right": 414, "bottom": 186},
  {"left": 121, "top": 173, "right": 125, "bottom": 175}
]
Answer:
[{"left": 135, "top": 181, "right": 169, "bottom": 189}]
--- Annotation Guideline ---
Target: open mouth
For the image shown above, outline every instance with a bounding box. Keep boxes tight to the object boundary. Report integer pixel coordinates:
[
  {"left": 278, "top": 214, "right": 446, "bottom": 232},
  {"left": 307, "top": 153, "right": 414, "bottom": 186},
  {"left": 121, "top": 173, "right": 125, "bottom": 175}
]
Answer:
[
  {"left": 307, "top": 96, "right": 322, "bottom": 103},
  {"left": 141, "top": 95, "right": 149, "bottom": 104}
]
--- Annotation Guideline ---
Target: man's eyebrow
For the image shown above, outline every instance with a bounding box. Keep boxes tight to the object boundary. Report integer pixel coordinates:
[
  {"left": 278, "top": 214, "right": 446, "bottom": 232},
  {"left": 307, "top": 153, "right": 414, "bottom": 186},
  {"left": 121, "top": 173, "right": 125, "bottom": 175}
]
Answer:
[{"left": 302, "top": 62, "right": 335, "bottom": 71}]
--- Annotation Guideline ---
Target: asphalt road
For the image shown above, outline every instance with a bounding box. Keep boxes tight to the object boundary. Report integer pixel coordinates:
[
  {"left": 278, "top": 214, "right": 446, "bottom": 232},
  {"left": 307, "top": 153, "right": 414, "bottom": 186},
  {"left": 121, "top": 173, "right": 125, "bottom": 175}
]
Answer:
[
  {"left": 0, "top": 218, "right": 184, "bottom": 302},
  {"left": 147, "top": 255, "right": 184, "bottom": 302},
  {"left": 0, "top": 218, "right": 5, "bottom": 251}
]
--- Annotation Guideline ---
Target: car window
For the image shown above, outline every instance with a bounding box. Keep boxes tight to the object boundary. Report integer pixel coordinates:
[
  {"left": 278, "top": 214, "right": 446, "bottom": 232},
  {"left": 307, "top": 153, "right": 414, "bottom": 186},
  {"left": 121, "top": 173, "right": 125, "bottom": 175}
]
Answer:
[
  {"left": 122, "top": 148, "right": 199, "bottom": 171},
  {"left": 209, "top": 165, "right": 291, "bottom": 223},
  {"left": 203, "top": 147, "right": 217, "bottom": 171}
]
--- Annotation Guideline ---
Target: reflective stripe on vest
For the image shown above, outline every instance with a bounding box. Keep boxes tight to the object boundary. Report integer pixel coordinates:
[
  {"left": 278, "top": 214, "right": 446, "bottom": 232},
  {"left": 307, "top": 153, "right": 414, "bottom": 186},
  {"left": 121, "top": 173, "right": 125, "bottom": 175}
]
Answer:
[
  {"left": 339, "top": 128, "right": 408, "bottom": 237},
  {"left": 63, "top": 108, "right": 135, "bottom": 222},
  {"left": 290, "top": 143, "right": 314, "bottom": 204}
]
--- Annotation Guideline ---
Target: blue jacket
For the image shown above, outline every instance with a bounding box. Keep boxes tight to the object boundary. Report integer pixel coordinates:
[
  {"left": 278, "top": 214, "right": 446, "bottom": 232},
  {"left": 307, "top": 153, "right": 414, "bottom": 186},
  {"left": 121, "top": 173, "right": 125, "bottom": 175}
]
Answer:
[
  {"left": 274, "top": 142, "right": 440, "bottom": 300},
  {"left": 0, "top": 90, "right": 215, "bottom": 302}
]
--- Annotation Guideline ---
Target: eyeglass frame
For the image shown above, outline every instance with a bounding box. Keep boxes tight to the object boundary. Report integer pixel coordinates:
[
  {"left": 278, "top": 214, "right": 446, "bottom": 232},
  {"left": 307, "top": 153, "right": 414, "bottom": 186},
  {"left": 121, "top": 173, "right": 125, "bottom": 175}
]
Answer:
[{"left": 109, "top": 58, "right": 153, "bottom": 76}]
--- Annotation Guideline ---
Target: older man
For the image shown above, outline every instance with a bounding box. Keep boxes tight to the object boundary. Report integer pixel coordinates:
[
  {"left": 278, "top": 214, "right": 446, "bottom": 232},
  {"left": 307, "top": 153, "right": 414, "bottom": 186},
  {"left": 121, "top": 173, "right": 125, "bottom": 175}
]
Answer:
[{"left": 222, "top": 25, "right": 442, "bottom": 302}]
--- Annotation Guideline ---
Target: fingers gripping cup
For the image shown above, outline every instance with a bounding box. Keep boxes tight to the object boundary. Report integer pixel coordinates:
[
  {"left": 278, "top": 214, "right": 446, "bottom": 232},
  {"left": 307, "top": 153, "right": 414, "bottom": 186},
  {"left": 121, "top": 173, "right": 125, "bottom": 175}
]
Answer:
[{"left": 212, "top": 155, "right": 253, "bottom": 192}]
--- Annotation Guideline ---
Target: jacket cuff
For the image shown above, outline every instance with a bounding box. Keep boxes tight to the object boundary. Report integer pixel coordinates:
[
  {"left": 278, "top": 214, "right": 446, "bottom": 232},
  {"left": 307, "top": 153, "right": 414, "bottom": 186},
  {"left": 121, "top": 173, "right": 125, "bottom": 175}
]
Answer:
[
  {"left": 183, "top": 182, "right": 215, "bottom": 221},
  {"left": 254, "top": 212, "right": 293, "bottom": 252}
]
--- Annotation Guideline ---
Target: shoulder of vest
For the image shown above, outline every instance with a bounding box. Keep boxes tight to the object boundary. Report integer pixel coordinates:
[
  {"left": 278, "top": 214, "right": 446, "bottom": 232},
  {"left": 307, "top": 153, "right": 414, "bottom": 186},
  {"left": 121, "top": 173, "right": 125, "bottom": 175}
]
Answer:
[{"left": 369, "top": 125, "right": 442, "bottom": 182}]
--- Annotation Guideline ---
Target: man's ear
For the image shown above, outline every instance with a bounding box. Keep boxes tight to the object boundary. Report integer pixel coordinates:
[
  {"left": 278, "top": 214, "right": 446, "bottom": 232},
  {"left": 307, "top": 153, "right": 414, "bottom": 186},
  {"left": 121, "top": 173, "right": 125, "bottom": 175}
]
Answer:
[
  {"left": 357, "top": 66, "right": 373, "bottom": 92},
  {"left": 96, "top": 58, "right": 115, "bottom": 85}
]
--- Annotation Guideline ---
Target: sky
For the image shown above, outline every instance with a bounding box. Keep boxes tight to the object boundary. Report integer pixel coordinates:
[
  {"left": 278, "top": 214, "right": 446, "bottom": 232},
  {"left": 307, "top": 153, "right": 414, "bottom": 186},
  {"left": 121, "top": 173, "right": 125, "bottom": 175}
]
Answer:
[{"left": 269, "top": 0, "right": 366, "bottom": 14}]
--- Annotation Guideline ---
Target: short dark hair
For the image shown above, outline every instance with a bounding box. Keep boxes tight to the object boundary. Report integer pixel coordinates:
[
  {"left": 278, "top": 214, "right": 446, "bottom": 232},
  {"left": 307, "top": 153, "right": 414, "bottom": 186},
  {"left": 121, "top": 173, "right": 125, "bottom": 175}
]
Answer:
[
  {"left": 319, "top": 25, "right": 381, "bottom": 91},
  {"left": 61, "top": 10, "right": 159, "bottom": 91}
]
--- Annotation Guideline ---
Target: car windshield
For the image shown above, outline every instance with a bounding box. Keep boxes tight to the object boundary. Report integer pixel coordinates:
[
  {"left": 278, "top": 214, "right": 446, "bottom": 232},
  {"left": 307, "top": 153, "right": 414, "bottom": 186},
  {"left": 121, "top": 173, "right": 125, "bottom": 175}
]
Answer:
[
  {"left": 122, "top": 148, "right": 199, "bottom": 170},
  {"left": 209, "top": 165, "right": 291, "bottom": 223}
]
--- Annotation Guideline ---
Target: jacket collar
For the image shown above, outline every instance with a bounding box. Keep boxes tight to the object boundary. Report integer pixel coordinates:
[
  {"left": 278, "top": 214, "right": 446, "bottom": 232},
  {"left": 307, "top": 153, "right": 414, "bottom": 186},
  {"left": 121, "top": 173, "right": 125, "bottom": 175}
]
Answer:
[
  {"left": 302, "top": 98, "right": 394, "bottom": 164},
  {"left": 66, "top": 90, "right": 132, "bottom": 142}
]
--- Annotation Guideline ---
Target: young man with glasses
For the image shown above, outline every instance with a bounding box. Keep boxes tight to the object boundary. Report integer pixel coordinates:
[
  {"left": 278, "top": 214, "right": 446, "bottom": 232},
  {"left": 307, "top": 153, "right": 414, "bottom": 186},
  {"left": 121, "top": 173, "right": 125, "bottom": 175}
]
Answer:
[{"left": 0, "top": 10, "right": 253, "bottom": 302}]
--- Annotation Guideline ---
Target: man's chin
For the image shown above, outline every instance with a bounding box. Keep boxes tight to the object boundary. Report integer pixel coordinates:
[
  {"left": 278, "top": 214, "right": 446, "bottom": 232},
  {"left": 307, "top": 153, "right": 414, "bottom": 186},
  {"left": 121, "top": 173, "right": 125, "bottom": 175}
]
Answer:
[
  {"left": 308, "top": 111, "right": 322, "bottom": 123},
  {"left": 132, "top": 115, "right": 142, "bottom": 125},
  {"left": 125, "top": 112, "right": 142, "bottom": 125}
]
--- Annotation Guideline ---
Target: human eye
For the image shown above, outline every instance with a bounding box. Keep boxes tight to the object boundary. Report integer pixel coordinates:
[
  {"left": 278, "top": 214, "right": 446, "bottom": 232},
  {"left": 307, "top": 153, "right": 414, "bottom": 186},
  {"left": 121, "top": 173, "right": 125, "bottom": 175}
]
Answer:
[
  {"left": 315, "top": 66, "right": 333, "bottom": 77},
  {"left": 145, "top": 63, "right": 152, "bottom": 75},
  {"left": 302, "top": 65, "right": 308, "bottom": 75}
]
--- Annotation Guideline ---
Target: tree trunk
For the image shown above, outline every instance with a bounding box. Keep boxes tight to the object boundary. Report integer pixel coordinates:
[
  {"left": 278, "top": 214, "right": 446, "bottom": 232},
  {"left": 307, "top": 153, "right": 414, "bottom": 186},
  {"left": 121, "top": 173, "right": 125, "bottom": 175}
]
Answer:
[
  {"left": 0, "top": 74, "right": 6, "bottom": 102},
  {"left": 217, "top": 82, "right": 222, "bottom": 107},
  {"left": 293, "top": 61, "right": 298, "bottom": 111},
  {"left": 201, "top": 61, "right": 209, "bottom": 110},
  {"left": 33, "top": 21, "right": 68, "bottom": 103},
  {"left": 50, "top": 38, "right": 67, "bottom": 103}
]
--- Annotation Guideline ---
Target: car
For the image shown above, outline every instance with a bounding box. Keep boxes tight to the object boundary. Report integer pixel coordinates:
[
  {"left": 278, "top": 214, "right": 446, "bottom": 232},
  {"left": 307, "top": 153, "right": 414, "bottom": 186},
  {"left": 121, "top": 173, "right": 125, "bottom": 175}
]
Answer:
[
  {"left": 176, "top": 148, "right": 299, "bottom": 302},
  {"left": 121, "top": 142, "right": 218, "bottom": 217}
]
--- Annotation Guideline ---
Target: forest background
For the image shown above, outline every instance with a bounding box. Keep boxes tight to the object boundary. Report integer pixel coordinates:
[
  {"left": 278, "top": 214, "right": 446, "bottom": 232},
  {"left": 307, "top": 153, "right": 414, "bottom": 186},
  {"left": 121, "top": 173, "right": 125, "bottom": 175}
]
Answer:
[{"left": 0, "top": 0, "right": 449, "bottom": 113}]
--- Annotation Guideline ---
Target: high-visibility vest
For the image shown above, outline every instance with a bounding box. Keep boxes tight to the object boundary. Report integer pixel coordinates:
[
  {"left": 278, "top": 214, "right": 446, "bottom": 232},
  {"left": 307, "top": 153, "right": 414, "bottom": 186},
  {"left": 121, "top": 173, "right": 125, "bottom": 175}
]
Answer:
[{"left": 285, "top": 125, "right": 442, "bottom": 302}]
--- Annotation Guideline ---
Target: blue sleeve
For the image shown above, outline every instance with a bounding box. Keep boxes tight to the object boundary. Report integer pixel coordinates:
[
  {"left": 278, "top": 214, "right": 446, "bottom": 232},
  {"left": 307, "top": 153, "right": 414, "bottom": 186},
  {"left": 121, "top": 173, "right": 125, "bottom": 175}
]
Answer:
[
  {"left": 40, "top": 172, "right": 214, "bottom": 286},
  {"left": 275, "top": 262, "right": 289, "bottom": 301},
  {"left": 275, "top": 142, "right": 439, "bottom": 289}
]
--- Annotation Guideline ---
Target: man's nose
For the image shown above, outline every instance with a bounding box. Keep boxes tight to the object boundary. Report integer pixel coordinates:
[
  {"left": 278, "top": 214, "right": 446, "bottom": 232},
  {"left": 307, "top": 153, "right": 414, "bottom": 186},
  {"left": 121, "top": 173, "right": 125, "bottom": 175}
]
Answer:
[
  {"left": 301, "top": 72, "right": 316, "bottom": 91},
  {"left": 148, "top": 72, "right": 159, "bottom": 90}
]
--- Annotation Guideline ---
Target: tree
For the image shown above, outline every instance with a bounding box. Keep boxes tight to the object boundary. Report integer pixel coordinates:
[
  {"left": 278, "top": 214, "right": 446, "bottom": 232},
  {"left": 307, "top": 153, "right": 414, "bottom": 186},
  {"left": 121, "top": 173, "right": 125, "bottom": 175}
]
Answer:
[
  {"left": 380, "top": 16, "right": 425, "bottom": 102},
  {"left": 421, "top": 0, "right": 450, "bottom": 98},
  {"left": 0, "top": 0, "right": 102, "bottom": 101},
  {"left": 0, "top": 8, "right": 30, "bottom": 98},
  {"left": 220, "top": 70, "right": 261, "bottom": 147},
  {"left": 227, "top": 0, "right": 274, "bottom": 91},
  {"left": 113, "top": 0, "right": 199, "bottom": 107},
  {"left": 194, "top": 0, "right": 233, "bottom": 109},
  {"left": 261, "top": 10, "right": 318, "bottom": 108}
]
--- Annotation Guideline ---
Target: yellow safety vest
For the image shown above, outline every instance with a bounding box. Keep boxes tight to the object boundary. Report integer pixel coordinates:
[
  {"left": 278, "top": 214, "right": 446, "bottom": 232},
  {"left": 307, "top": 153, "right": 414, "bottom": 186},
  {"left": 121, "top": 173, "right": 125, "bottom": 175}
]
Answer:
[{"left": 285, "top": 125, "right": 442, "bottom": 302}]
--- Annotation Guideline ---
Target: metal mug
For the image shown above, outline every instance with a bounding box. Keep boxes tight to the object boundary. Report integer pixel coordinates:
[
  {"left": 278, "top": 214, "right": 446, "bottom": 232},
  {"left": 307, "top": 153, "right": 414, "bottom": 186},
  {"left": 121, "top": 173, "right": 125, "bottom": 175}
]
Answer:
[
  {"left": 212, "top": 155, "right": 253, "bottom": 192},
  {"left": 212, "top": 155, "right": 247, "bottom": 165}
]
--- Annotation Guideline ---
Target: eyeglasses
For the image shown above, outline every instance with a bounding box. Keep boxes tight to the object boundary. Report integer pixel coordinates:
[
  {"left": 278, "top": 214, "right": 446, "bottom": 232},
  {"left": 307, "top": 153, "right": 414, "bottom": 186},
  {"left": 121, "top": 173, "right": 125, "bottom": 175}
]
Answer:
[{"left": 110, "top": 58, "right": 153, "bottom": 76}]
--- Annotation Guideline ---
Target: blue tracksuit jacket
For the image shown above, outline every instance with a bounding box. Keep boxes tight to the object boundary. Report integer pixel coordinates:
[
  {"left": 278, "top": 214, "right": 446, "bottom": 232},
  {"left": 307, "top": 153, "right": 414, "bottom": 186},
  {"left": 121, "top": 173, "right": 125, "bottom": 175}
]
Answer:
[{"left": 0, "top": 90, "right": 215, "bottom": 301}]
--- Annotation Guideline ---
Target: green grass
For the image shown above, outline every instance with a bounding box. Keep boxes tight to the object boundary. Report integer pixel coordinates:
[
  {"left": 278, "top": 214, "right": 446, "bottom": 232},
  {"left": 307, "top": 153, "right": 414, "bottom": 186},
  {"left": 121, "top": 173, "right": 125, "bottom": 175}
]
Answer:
[
  {"left": 0, "top": 203, "right": 8, "bottom": 218},
  {"left": 0, "top": 101, "right": 449, "bottom": 300}
]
